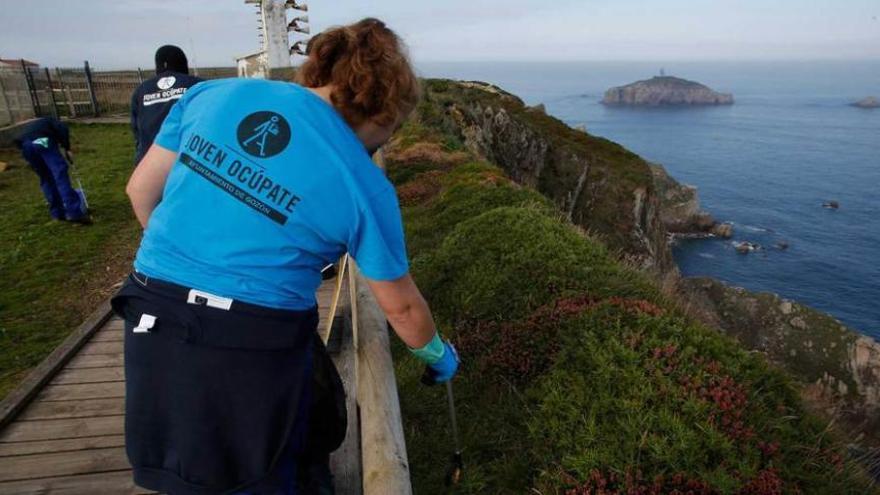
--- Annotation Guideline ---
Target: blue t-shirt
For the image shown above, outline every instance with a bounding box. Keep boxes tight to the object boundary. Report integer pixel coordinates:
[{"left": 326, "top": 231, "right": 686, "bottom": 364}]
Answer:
[{"left": 134, "top": 79, "right": 409, "bottom": 310}]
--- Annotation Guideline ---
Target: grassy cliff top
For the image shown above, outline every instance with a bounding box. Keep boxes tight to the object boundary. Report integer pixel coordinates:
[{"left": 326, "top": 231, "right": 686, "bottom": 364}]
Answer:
[{"left": 388, "top": 80, "right": 876, "bottom": 494}]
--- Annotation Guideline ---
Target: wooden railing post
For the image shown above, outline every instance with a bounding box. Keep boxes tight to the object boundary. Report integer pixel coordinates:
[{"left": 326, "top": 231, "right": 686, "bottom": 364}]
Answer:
[
  {"left": 352, "top": 264, "right": 412, "bottom": 495},
  {"left": 44, "top": 68, "right": 60, "bottom": 118},
  {"left": 83, "top": 60, "right": 99, "bottom": 116},
  {"left": 21, "top": 59, "right": 41, "bottom": 117}
]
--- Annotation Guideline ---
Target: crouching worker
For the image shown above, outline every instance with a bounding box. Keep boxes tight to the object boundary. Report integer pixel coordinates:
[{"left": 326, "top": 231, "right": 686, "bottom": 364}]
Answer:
[
  {"left": 13, "top": 117, "right": 89, "bottom": 224},
  {"left": 113, "top": 18, "right": 459, "bottom": 495}
]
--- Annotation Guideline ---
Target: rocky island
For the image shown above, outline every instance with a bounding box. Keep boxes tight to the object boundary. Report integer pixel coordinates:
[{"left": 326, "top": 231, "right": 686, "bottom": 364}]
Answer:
[
  {"left": 852, "top": 96, "right": 879, "bottom": 109},
  {"left": 602, "top": 75, "right": 734, "bottom": 106}
]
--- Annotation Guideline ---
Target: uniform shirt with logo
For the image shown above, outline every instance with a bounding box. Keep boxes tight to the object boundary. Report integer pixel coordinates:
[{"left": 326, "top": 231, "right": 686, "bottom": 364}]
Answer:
[
  {"left": 134, "top": 78, "right": 409, "bottom": 310},
  {"left": 130, "top": 71, "right": 203, "bottom": 164}
]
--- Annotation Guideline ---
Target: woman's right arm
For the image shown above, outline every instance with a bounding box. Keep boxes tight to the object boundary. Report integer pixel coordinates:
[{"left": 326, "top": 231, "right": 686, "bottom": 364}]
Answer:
[
  {"left": 366, "top": 273, "right": 459, "bottom": 383},
  {"left": 365, "top": 274, "right": 436, "bottom": 349},
  {"left": 126, "top": 144, "right": 177, "bottom": 228}
]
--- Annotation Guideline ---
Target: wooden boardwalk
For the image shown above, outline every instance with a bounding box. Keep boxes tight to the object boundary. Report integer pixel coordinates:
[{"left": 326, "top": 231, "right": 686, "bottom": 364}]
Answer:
[{"left": 0, "top": 281, "right": 340, "bottom": 494}]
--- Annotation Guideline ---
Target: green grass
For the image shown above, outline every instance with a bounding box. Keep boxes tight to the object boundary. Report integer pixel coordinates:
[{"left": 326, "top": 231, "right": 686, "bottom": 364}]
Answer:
[
  {"left": 386, "top": 113, "right": 877, "bottom": 493},
  {"left": 0, "top": 124, "right": 140, "bottom": 399},
  {"left": 413, "top": 79, "right": 661, "bottom": 258}
]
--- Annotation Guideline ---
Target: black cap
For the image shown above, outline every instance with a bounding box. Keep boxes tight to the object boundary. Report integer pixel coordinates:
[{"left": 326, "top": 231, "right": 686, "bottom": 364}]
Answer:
[{"left": 155, "top": 45, "right": 189, "bottom": 75}]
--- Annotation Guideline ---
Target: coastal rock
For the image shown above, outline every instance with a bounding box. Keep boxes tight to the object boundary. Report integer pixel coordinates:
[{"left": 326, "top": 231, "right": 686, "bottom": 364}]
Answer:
[
  {"left": 852, "top": 96, "right": 880, "bottom": 109},
  {"left": 650, "top": 163, "right": 716, "bottom": 234},
  {"left": 602, "top": 76, "right": 734, "bottom": 106},
  {"left": 424, "top": 79, "right": 675, "bottom": 274},
  {"left": 678, "top": 277, "right": 880, "bottom": 446},
  {"left": 527, "top": 103, "right": 547, "bottom": 114},
  {"left": 711, "top": 223, "right": 734, "bottom": 238},
  {"left": 734, "top": 241, "right": 760, "bottom": 254}
]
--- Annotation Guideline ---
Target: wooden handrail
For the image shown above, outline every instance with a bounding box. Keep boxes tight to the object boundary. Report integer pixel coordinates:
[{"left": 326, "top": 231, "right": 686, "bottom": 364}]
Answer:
[
  {"left": 325, "top": 148, "right": 412, "bottom": 494},
  {"left": 351, "top": 264, "right": 413, "bottom": 495},
  {"left": 326, "top": 259, "right": 413, "bottom": 494}
]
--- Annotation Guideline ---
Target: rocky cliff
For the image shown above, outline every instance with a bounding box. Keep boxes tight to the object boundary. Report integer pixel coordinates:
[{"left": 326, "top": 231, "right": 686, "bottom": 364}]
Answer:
[
  {"left": 387, "top": 80, "right": 878, "bottom": 491},
  {"left": 410, "top": 79, "right": 878, "bottom": 452},
  {"left": 603, "top": 76, "right": 734, "bottom": 106},
  {"left": 649, "top": 163, "right": 716, "bottom": 233},
  {"left": 415, "top": 79, "right": 675, "bottom": 274},
  {"left": 679, "top": 277, "right": 880, "bottom": 445}
]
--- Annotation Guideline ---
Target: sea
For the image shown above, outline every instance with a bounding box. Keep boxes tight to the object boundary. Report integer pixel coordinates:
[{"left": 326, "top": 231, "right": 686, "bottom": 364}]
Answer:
[{"left": 418, "top": 61, "right": 880, "bottom": 339}]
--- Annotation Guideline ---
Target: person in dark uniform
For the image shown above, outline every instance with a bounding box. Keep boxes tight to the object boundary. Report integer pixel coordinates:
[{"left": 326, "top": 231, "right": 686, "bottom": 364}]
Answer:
[
  {"left": 14, "top": 117, "right": 89, "bottom": 223},
  {"left": 115, "top": 18, "right": 458, "bottom": 494},
  {"left": 130, "top": 45, "right": 202, "bottom": 165}
]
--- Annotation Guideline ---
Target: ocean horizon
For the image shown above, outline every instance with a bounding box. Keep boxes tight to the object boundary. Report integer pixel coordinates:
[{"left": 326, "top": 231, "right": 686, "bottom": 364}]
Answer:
[{"left": 418, "top": 60, "right": 880, "bottom": 339}]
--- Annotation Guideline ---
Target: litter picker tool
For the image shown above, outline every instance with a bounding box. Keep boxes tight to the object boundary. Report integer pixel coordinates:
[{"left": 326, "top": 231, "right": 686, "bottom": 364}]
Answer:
[
  {"left": 422, "top": 367, "right": 464, "bottom": 486},
  {"left": 64, "top": 150, "right": 89, "bottom": 215}
]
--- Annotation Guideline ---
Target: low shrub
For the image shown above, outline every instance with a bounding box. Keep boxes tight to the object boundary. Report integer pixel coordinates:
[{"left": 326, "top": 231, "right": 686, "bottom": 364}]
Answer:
[{"left": 389, "top": 124, "right": 874, "bottom": 493}]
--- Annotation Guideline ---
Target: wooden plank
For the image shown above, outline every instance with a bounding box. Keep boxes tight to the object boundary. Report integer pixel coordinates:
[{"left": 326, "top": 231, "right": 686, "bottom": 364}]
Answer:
[
  {"left": 66, "top": 353, "right": 123, "bottom": 369},
  {"left": 37, "top": 382, "right": 125, "bottom": 402},
  {"left": 329, "top": 305, "right": 362, "bottom": 495},
  {"left": 0, "top": 470, "right": 152, "bottom": 495},
  {"left": 354, "top": 267, "right": 412, "bottom": 494},
  {"left": 16, "top": 397, "right": 124, "bottom": 421},
  {"left": 0, "top": 434, "right": 124, "bottom": 457},
  {"left": 77, "top": 341, "right": 123, "bottom": 356},
  {"left": 89, "top": 332, "right": 123, "bottom": 343},
  {"left": 0, "top": 415, "right": 123, "bottom": 443},
  {"left": 51, "top": 367, "right": 125, "bottom": 385},
  {"left": 55, "top": 67, "right": 76, "bottom": 118},
  {"left": 0, "top": 298, "right": 114, "bottom": 430},
  {"left": 0, "top": 446, "right": 129, "bottom": 482},
  {"left": 320, "top": 256, "right": 348, "bottom": 344},
  {"left": 104, "top": 318, "right": 125, "bottom": 331}
]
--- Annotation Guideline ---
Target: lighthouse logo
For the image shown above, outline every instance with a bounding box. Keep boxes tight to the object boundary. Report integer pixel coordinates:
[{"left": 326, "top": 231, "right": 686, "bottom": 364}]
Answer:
[{"left": 237, "top": 111, "right": 291, "bottom": 158}]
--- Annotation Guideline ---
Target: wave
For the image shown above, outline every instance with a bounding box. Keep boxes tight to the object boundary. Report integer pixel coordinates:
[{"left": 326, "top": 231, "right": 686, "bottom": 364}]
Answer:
[{"left": 742, "top": 225, "right": 774, "bottom": 233}]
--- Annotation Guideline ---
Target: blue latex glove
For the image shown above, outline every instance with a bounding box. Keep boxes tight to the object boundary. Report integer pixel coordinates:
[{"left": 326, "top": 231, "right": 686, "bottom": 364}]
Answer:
[{"left": 426, "top": 340, "right": 460, "bottom": 384}]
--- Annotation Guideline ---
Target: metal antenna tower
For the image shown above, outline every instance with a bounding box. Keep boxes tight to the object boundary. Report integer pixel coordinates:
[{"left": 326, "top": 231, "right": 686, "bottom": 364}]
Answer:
[{"left": 240, "top": 0, "right": 312, "bottom": 77}]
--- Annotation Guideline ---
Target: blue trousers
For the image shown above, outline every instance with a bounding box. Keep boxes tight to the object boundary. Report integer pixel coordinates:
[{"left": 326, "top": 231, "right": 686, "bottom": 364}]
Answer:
[{"left": 21, "top": 139, "right": 84, "bottom": 220}]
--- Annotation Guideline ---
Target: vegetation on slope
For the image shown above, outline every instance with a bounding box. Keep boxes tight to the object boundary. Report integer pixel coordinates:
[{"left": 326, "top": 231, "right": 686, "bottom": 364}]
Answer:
[
  {"left": 0, "top": 124, "right": 140, "bottom": 399},
  {"left": 387, "top": 113, "right": 875, "bottom": 493},
  {"left": 411, "top": 79, "right": 672, "bottom": 272}
]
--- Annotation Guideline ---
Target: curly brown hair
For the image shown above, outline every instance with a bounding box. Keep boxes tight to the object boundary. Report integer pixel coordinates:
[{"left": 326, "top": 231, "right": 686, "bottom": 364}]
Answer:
[{"left": 295, "top": 18, "right": 420, "bottom": 129}]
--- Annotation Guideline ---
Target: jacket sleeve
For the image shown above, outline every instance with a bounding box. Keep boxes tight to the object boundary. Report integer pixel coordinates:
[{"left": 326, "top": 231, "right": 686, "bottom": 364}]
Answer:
[
  {"left": 130, "top": 87, "right": 140, "bottom": 160},
  {"left": 52, "top": 119, "right": 71, "bottom": 151}
]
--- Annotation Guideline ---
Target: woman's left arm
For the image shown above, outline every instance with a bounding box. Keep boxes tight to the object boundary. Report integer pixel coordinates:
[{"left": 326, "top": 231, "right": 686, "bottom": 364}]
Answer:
[{"left": 126, "top": 144, "right": 178, "bottom": 228}]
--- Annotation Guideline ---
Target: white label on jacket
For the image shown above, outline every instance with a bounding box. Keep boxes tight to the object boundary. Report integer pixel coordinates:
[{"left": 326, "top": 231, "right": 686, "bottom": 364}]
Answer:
[
  {"left": 187, "top": 289, "right": 234, "bottom": 310},
  {"left": 133, "top": 313, "right": 157, "bottom": 333}
]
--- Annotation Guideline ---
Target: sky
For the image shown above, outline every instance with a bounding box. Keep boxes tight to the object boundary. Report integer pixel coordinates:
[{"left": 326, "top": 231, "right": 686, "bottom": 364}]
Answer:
[{"left": 0, "top": 0, "right": 878, "bottom": 70}]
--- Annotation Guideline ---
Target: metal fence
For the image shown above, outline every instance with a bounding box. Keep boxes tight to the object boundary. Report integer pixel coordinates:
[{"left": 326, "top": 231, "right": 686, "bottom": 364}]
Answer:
[{"left": 0, "top": 61, "right": 245, "bottom": 127}]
